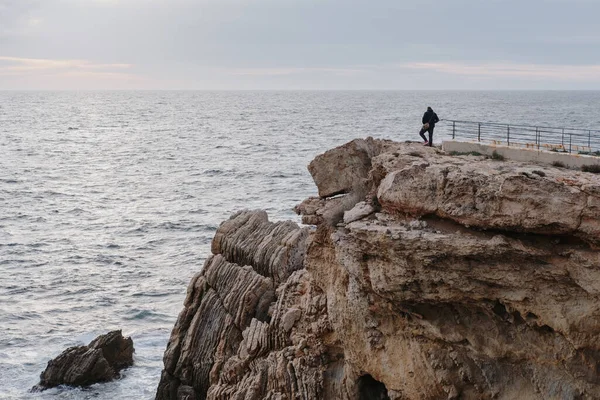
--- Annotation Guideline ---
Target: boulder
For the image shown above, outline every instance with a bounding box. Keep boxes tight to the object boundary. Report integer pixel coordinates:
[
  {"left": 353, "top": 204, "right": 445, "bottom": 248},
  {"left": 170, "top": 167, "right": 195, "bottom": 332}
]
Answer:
[
  {"left": 34, "top": 330, "right": 134, "bottom": 391},
  {"left": 308, "top": 138, "right": 379, "bottom": 198}
]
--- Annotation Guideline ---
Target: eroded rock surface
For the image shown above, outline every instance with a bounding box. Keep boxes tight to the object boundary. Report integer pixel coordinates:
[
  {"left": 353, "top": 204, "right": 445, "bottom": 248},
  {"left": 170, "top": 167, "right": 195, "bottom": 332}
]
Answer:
[
  {"left": 157, "top": 139, "right": 600, "bottom": 399},
  {"left": 34, "top": 330, "right": 134, "bottom": 391},
  {"left": 155, "top": 210, "right": 318, "bottom": 400},
  {"left": 308, "top": 137, "right": 382, "bottom": 198}
]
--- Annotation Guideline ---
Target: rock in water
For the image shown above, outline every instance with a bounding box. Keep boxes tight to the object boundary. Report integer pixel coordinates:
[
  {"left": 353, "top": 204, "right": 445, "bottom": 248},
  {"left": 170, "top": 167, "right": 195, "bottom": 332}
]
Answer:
[
  {"left": 156, "top": 139, "right": 600, "bottom": 399},
  {"left": 34, "top": 330, "right": 134, "bottom": 391}
]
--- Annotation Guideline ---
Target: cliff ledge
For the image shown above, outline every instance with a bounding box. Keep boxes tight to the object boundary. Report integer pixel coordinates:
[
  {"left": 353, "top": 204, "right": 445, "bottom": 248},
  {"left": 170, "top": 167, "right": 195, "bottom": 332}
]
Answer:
[{"left": 156, "top": 138, "right": 600, "bottom": 400}]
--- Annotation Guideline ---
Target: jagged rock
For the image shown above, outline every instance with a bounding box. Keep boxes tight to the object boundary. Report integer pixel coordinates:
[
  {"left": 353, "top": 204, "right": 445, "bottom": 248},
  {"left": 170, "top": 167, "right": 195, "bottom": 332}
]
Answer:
[
  {"left": 343, "top": 201, "right": 375, "bottom": 224},
  {"left": 34, "top": 330, "right": 134, "bottom": 391},
  {"left": 377, "top": 158, "right": 600, "bottom": 246},
  {"left": 156, "top": 211, "right": 315, "bottom": 400},
  {"left": 157, "top": 140, "right": 600, "bottom": 400},
  {"left": 294, "top": 196, "right": 326, "bottom": 225},
  {"left": 308, "top": 138, "right": 380, "bottom": 198},
  {"left": 281, "top": 308, "right": 302, "bottom": 332},
  {"left": 296, "top": 195, "right": 361, "bottom": 227},
  {"left": 211, "top": 210, "right": 308, "bottom": 284},
  {"left": 156, "top": 253, "right": 274, "bottom": 399},
  {"left": 303, "top": 140, "right": 600, "bottom": 399}
]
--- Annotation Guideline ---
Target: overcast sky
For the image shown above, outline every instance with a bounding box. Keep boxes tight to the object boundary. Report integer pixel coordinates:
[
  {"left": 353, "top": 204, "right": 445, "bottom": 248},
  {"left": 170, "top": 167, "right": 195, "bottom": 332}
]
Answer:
[{"left": 1, "top": 0, "right": 600, "bottom": 90}]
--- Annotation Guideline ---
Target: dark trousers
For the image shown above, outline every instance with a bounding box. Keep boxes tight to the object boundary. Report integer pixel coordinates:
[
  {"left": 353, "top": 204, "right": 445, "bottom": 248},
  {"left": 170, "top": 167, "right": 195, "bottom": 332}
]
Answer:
[{"left": 419, "top": 126, "right": 434, "bottom": 146}]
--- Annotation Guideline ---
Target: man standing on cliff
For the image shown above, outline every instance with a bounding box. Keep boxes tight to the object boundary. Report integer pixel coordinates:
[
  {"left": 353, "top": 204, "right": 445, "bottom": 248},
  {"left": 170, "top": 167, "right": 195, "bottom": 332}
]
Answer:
[{"left": 419, "top": 107, "right": 439, "bottom": 146}]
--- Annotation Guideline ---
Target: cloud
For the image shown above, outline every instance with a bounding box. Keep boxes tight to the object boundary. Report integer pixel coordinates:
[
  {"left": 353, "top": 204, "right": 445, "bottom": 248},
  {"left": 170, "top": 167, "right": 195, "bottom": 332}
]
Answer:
[
  {"left": 0, "top": 56, "right": 132, "bottom": 74},
  {"left": 227, "top": 66, "right": 365, "bottom": 77},
  {"left": 0, "top": 56, "right": 141, "bottom": 89},
  {"left": 27, "top": 17, "right": 42, "bottom": 26},
  {"left": 3, "top": 0, "right": 600, "bottom": 89},
  {"left": 225, "top": 61, "right": 600, "bottom": 82},
  {"left": 397, "top": 62, "right": 600, "bottom": 81},
  {"left": 0, "top": 0, "right": 40, "bottom": 36},
  {"left": 535, "top": 35, "right": 600, "bottom": 45}
]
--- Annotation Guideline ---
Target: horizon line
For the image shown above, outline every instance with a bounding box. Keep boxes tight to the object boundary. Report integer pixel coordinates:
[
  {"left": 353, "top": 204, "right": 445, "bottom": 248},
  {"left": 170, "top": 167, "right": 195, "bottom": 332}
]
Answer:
[{"left": 2, "top": 88, "right": 600, "bottom": 92}]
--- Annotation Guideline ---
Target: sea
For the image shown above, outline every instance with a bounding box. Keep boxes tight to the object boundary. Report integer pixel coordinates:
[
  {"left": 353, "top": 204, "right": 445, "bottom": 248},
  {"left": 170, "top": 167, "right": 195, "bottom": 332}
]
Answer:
[{"left": 1, "top": 90, "right": 600, "bottom": 399}]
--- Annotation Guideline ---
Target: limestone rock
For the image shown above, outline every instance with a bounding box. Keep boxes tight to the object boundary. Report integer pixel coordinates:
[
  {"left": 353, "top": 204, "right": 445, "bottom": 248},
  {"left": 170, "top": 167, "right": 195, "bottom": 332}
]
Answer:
[
  {"left": 157, "top": 140, "right": 600, "bottom": 400},
  {"left": 377, "top": 159, "right": 600, "bottom": 246},
  {"left": 300, "top": 140, "right": 600, "bottom": 399},
  {"left": 294, "top": 196, "right": 326, "bottom": 225},
  {"left": 281, "top": 308, "right": 302, "bottom": 332},
  {"left": 211, "top": 210, "right": 308, "bottom": 284},
  {"left": 34, "top": 330, "right": 134, "bottom": 391},
  {"left": 308, "top": 137, "right": 380, "bottom": 198},
  {"left": 155, "top": 254, "right": 274, "bottom": 400},
  {"left": 343, "top": 201, "right": 375, "bottom": 224},
  {"left": 296, "top": 195, "right": 361, "bottom": 227},
  {"left": 156, "top": 211, "right": 320, "bottom": 400}
]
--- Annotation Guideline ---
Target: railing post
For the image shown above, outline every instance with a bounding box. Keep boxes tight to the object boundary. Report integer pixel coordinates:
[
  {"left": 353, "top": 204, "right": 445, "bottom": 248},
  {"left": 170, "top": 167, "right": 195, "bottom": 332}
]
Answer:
[
  {"left": 452, "top": 121, "right": 455, "bottom": 139},
  {"left": 478, "top": 123, "right": 481, "bottom": 142},
  {"left": 562, "top": 128, "right": 564, "bottom": 149},
  {"left": 569, "top": 132, "right": 572, "bottom": 153},
  {"left": 507, "top": 125, "right": 510, "bottom": 146},
  {"left": 536, "top": 127, "right": 539, "bottom": 150}
]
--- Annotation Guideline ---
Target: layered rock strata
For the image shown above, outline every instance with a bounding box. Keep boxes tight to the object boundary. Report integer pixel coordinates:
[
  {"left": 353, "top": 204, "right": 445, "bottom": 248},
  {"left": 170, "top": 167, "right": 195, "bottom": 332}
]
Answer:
[
  {"left": 155, "top": 210, "right": 319, "bottom": 399},
  {"left": 157, "top": 139, "right": 600, "bottom": 399},
  {"left": 34, "top": 330, "right": 134, "bottom": 391}
]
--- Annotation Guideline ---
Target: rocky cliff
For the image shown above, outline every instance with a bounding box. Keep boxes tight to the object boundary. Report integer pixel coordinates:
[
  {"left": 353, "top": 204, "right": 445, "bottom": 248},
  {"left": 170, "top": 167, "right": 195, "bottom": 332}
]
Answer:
[{"left": 156, "top": 138, "right": 600, "bottom": 400}]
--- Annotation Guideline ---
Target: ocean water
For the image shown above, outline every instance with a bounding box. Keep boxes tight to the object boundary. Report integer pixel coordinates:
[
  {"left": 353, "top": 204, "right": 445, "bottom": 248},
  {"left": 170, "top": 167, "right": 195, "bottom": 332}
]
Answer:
[{"left": 1, "top": 90, "right": 599, "bottom": 399}]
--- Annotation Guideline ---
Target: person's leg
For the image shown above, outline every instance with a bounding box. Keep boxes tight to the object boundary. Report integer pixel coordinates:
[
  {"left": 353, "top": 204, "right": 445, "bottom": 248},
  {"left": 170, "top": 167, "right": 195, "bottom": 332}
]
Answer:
[
  {"left": 428, "top": 127, "right": 434, "bottom": 146},
  {"left": 419, "top": 128, "right": 428, "bottom": 143}
]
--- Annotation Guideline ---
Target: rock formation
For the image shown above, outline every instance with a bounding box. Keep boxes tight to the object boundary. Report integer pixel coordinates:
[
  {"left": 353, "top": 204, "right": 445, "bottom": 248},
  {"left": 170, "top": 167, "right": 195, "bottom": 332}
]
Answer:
[
  {"left": 157, "top": 138, "right": 600, "bottom": 399},
  {"left": 155, "top": 210, "right": 319, "bottom": 399},
  {"left": 34, "top": 330, "right": 134, "bottom": 391}
]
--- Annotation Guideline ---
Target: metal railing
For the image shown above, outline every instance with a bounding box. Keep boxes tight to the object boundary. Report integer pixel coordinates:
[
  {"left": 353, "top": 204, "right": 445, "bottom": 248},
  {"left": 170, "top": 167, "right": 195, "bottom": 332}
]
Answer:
[{"left": 445, "top": 119, "right": 600, "bottom": 155}]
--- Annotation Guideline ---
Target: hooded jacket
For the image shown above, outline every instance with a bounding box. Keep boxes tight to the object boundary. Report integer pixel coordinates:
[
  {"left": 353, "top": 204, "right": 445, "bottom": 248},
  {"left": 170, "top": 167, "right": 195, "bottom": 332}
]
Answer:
[{"left": 422, "top": 109, "right": 440, "bottom": 128}]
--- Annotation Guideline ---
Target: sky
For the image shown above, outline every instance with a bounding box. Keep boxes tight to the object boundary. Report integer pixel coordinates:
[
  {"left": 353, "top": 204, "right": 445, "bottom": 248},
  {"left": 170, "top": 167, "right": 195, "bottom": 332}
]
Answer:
[{"left": 1, "top": 0, "right": 600, "bottom": 90}]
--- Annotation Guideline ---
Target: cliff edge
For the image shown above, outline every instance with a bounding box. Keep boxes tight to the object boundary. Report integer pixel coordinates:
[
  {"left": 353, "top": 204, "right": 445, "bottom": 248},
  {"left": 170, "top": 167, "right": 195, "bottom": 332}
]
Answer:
[{"left": 156, "top": 138, "right": 600, "bottom": 400}]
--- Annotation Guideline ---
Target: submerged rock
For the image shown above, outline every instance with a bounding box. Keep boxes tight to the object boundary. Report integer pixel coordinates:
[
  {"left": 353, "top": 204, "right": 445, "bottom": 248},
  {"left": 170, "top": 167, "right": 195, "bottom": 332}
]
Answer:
[
  {"left": 34, "top": 330, "right": 134, "bottom": 391},
  {"left": 156, "top": 139, "right": 600, "bottom": 399}
]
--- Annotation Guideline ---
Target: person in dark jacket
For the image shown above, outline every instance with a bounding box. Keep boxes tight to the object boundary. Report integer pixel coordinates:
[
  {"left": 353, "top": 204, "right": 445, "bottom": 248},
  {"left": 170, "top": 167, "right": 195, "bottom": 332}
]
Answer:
[{"left": 419, "top": 107, "right": 439, "bottom": 146}]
